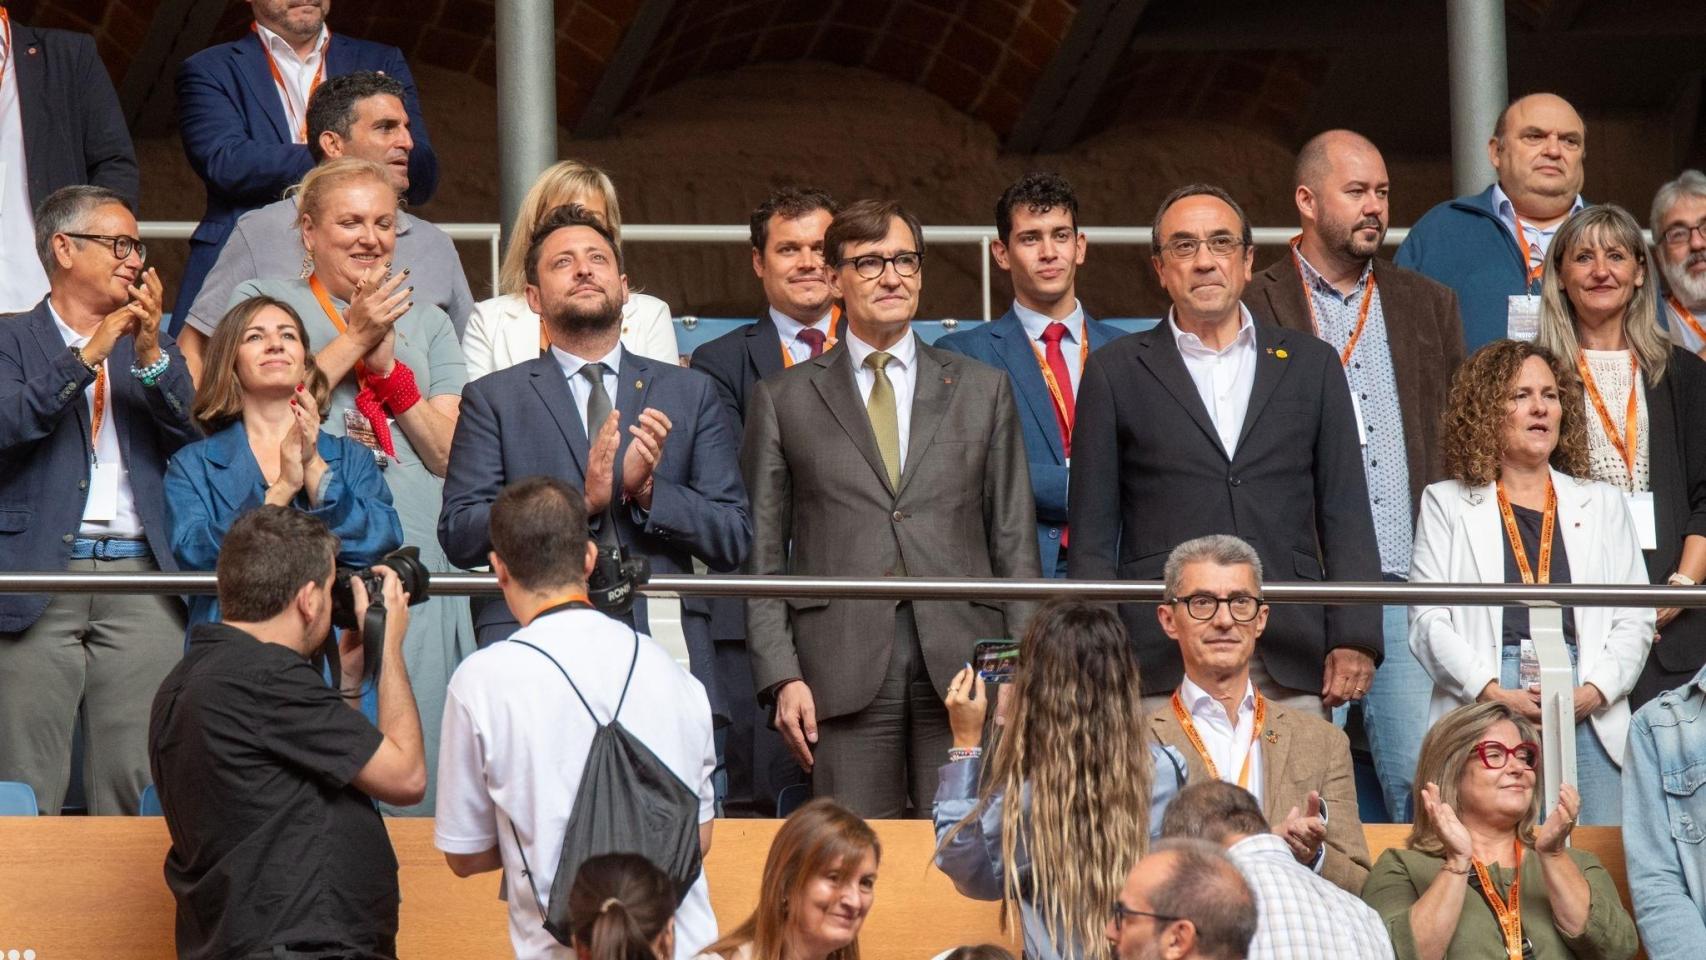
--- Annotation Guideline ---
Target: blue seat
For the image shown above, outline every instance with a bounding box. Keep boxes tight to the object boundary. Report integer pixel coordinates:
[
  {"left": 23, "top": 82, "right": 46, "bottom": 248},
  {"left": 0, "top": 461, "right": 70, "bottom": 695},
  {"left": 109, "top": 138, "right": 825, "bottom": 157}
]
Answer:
[
  {"left": 0, "top": 780, "right": 40, "bottom": 816},
  {"left": 775, "top": 783, "right": 810, "bottom": 818},
  {"left": 139, "top": 783, "right": 162, "bottom": 816}
]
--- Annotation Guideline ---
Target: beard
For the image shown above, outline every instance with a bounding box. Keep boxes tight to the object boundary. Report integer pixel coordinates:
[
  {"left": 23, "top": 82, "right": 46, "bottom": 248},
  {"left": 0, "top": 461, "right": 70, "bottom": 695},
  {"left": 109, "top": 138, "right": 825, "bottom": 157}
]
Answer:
[
  {"left": 543, "top": 290, "right": 623, "bottom": 338},
  {"left": 1660, "top": 251, "right": 1706, "bottom": 308},
  {"left": 1323, "top": 213, "right": 1386, "bottom": 262}
]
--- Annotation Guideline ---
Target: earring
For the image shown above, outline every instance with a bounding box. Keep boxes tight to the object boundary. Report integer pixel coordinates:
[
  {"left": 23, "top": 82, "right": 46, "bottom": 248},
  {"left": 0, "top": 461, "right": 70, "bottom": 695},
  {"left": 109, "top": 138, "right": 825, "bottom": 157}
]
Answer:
[{"left": 299, "top": 252, "right": 313, "bottom": 279}]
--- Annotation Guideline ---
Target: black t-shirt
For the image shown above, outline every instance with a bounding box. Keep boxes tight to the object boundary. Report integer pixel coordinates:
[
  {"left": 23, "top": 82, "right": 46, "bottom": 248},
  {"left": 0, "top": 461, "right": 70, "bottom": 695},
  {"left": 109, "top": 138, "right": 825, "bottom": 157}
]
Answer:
[
  {"left": 147, "top": 622, "right": 396, "bottom": 960},
  {"left": 1500, "top": 502, "right": 1579, "bottom": 648}
]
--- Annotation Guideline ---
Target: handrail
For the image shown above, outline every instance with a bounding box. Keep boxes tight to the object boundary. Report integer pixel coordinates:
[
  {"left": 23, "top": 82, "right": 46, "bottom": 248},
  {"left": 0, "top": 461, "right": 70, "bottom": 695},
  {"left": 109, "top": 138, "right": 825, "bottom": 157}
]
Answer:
[{"left": 0, "top": 572, "right": 1698, "bottom": 606}]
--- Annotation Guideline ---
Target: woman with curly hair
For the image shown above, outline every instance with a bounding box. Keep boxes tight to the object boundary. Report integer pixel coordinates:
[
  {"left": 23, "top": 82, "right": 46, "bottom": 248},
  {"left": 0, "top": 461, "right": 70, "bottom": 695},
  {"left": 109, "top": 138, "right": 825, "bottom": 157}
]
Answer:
[
  {"left": 1408, "top": 339, "right": 1652, "bottom": 825},
  {"left": 931, "top": 599, "right": 1186, "bottom": 960},
  {"left": 1534, "top": 203, "right": 1706, "bottom": 709}
]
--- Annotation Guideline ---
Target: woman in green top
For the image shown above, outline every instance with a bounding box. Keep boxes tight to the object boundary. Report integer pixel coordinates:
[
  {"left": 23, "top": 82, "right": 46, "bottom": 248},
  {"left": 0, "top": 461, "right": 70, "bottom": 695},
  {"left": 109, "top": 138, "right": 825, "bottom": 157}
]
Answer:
[{"left": 1362, "top": 701, "right": 1636, "bottom": 959}]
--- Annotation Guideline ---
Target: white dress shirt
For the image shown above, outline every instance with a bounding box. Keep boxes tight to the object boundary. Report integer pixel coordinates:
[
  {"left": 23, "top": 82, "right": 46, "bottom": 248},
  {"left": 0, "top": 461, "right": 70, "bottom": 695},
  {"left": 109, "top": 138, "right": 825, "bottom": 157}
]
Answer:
[
  {"left": 254, "top": 22, "right": 328, "bottom": 144},
  {"left": 51, "top": 303, "right": 142, "bottom": 537},
  {"left": 1169, "top": 305, "right": 1258, "bottom": 457},
  {"left": 844, "top": 328, "right": 918, "bottom": 467},
  {"left": 0, "top": 25, "right": 49, "bottom": 314},
  {"left": 769, "top": 306, "right": 835, "bottom": 365},
  {"left": 1178, "top": 674, "right": 1264, "bottom": 806},
  {"left": 1012, "top": 298, "right": 1086, "bottom": 394},
  {"left": 551, "top": 342, "right": 623, "bottom": 435}
]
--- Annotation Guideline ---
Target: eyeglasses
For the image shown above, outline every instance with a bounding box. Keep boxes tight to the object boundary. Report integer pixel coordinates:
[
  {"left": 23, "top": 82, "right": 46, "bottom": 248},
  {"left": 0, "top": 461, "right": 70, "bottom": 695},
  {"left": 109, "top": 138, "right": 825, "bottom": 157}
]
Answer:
[
  {"left": 1159, "top": 236, "right": 1247, "bottom": 260},
  {"left": 1661, "top": 221, "right": 1706, "bottom": 248},
  {"left": 1169, "top": 594, "right": 1264, "bottom": 622},
  {"left": 64, "top": 233, "right": 146, "bottom": 262},
  {"left": 1110, "top": 900, "right": 1180, "bottom": 932},
  {"left": 1471, "top": 740, "right": 1539, "bottom": 770},
  {"left": 839, "top": 251, "right": 923, "bottom": 279}
]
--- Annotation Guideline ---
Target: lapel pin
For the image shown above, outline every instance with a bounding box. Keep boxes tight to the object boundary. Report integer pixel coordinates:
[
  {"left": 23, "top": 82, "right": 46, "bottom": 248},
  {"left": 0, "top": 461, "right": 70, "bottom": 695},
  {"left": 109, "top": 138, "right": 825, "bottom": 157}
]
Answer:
[
  {"left": 1264, "top": 730, "right": 1278, "bottom": 743},
  {"left": 1275, "top": 349, "right": 1289, "bottom": 359},
  {"left": 28, "top": 47, "right": 38, "bottom": 55},
  {"left": 634, "top": 380, "right": 643, "bottom": 389},
  {"left": 943, "top": 377, "right": 954, "bottom": 384}
]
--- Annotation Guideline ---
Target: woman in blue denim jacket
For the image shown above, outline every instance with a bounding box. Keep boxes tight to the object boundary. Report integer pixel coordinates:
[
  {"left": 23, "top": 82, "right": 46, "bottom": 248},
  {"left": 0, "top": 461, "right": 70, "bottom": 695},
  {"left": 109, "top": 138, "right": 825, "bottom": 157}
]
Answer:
[
  {"left": 1622, "top": 664, "right": 1706, "bottom": 959},
  {"left": 932, "top": 600, "right": 1187, "bottom": 960}
]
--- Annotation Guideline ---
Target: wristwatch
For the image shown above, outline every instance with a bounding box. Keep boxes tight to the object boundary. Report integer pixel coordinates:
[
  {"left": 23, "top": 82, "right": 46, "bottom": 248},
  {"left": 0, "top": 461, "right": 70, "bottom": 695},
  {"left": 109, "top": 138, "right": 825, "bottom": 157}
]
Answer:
[{"left": 1669, "top": 572, "right": 1697, "bottom": 586}]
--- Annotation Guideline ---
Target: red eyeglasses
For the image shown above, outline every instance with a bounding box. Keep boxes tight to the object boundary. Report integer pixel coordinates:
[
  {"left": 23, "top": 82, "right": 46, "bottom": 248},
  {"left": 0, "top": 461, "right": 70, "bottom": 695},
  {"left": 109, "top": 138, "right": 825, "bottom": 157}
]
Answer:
[{"left": 1472, "top": 740, "right": 1540, "bottom": 770}]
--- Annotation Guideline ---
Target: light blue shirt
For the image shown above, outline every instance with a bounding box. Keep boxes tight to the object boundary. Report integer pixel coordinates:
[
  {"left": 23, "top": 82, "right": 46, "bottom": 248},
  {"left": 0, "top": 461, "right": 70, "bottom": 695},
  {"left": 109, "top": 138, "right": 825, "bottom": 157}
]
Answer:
[
  {"left": 552, "top": 341, "right": 623, "bottom": 434},
  {"left": 1011, "top": 298, "right": 1086, "bottom": 395},
  {"left": 1622, "top": 664, "right": 1706, "bottom": 957},
  {"left": 1491, "top": 183, "right": 1584, "bottom": 288},
  {"left": 769, "top": 306, "right": 835, "bottom": 365}
]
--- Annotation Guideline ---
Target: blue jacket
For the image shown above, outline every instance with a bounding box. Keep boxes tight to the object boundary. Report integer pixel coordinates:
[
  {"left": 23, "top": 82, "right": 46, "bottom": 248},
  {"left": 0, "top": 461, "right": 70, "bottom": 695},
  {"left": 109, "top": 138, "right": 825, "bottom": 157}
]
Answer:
[
  {"left": 1622, "top": 664, "right": 1706, "bottom": 959},
  {"left": 934, "top": 308, "right": 1125, "bottom": 576},
  {"left": 171, "top": 29, "right": 439, "bottom": 330},
  {"left": 165, "top": 422, "right": 403, "bottom": 626},
  {"left": 1395, "top": 185, "right": 1569, "bottom": 352},
  {"left": 0, "top": 299, "right": 199, "bottom": 632}
]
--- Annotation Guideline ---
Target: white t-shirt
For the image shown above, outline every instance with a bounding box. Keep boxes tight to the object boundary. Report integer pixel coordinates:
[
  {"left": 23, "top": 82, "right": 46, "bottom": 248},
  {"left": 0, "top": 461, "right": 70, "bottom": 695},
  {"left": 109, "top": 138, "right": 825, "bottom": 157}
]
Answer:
[{"left": 435, "top": 606, "right": 719, "bottom": 960}]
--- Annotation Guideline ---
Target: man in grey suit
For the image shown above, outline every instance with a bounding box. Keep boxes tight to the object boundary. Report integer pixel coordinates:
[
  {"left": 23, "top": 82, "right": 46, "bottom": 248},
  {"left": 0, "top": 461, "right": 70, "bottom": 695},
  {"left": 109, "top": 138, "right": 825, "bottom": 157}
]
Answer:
[{"left": 742, "top": 199, "right": 1040, "bottom": 818}]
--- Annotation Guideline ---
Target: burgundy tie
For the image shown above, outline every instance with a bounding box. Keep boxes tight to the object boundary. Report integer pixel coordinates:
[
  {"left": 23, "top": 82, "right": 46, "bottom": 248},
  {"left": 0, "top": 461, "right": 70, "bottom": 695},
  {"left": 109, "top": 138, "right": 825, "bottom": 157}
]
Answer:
[{"left": 797, "top": 327, "right": 826, "bottom": 359}]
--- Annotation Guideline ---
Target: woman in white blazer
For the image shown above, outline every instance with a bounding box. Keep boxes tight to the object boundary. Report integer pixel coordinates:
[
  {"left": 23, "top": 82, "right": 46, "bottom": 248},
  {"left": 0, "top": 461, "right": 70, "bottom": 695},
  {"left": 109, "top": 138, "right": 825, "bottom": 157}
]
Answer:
[
  {"left": 1410, "top": 339, "right": 1653, "bottom": 825},
  {"left": 462, "top": 159, "right": 680, "bottom": 379}
]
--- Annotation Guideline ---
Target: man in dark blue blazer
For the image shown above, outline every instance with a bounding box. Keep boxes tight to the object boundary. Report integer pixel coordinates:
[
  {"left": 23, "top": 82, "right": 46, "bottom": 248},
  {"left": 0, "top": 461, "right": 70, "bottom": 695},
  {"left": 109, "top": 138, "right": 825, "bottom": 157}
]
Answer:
[
  {"left": 440, "top": 205, "right": 751, "bottom": 714},
  {"left": 936, "top": 173, "right": 1124, "bottom": 577},
  {"left": 172, "top": 1, "right": 438, "bottom": 331},
  {"left": 0, "top": 187, "right": 199, "bottom": 815}
]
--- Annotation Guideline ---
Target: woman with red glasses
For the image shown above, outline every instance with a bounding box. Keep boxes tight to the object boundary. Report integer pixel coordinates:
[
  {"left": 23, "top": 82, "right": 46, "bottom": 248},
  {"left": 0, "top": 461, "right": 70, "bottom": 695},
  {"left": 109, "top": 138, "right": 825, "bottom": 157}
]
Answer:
[{"left": 1362, "top": 701, "right": 1636, "bottom": 960}]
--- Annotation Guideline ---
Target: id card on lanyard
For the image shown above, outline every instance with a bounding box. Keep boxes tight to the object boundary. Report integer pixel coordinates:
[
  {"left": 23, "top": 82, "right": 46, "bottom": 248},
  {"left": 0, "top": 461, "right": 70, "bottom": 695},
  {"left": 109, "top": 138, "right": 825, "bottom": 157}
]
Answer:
[
  {"left": 1507, "top": 214, "right": 1547, "bottom": 341},
  {"left": 1292, "top": 242, "right": 1374, "bottom": 446}
]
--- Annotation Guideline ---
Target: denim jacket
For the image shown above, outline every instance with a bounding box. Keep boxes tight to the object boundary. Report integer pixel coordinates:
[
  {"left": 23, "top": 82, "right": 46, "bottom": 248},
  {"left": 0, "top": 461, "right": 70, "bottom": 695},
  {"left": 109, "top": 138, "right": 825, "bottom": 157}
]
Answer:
[{"left": 1621, "top": 664, "right": 1706, "bottom": 960}]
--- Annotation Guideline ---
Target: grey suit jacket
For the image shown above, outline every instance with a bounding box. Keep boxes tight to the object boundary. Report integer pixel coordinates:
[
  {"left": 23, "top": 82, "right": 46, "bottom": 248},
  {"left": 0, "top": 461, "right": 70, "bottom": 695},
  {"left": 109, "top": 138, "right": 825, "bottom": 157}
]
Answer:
[{"left": 741, "top": 338, "right": 1040, "bottom": 721}]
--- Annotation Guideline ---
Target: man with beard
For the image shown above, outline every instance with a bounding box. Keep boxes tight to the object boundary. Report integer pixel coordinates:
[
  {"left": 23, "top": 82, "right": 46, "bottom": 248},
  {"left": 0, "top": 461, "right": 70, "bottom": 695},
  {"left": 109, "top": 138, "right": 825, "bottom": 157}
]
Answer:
[
  {"left": 439, "top": 204, "right": 751, "bottom": 699},
  {"left": 1244, "top": 130, "right": 1464, "bottom": 822},
  {"left": 1397, "top": 93, "right": 1587, "bottom": 350},
  {"left": 1652, "top": 170, "right": 1706, "bottom": 359}
]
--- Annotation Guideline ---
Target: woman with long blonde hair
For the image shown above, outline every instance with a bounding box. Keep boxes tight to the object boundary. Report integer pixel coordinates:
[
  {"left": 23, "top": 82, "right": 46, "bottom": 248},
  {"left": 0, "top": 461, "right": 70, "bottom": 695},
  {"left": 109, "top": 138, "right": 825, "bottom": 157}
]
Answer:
[{"left": 933, "top": 599, "right": 1185, "bottom": 960}]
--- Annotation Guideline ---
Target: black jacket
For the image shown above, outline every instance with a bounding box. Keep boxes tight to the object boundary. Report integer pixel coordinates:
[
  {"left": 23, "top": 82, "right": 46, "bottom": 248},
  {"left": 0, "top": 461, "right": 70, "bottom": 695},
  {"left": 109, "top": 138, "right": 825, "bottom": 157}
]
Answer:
[{"left": 12, "top": 21, "right": 138, "bottom": 209}]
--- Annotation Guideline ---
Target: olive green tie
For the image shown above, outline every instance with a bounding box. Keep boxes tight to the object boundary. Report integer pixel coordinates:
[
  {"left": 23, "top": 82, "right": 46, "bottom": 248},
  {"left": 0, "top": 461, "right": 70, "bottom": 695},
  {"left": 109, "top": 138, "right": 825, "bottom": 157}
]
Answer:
[{"left": 864, "top": 351, "right": 901, "bottom": 489}]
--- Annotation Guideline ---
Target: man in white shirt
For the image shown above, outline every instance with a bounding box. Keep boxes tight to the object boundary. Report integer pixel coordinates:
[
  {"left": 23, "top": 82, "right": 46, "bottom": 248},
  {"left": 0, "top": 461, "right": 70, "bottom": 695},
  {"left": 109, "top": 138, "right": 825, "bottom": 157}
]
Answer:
[
  {"left": 1160, "top": 780, "right": 1393, "bottom": 960},
  {"left": 1653, "top": 169, "right": 1706, "bottom": 359},
  {"left": 435, "top": 475, "right": 718, "bottom": 960},
  {"left": 1146, "top": 535, "right": 1371, "bottom": 894}
]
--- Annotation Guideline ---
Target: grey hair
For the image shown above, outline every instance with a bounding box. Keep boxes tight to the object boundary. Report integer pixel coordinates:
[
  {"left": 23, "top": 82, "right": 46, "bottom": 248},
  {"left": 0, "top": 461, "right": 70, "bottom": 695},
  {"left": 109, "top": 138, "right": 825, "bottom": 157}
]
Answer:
[
  {"left": 1162, "top": 535, "right": 1264, "bottom": 600},
  {"left": 1144, "top": 838, "right": 1259, "bottom": 960},
  {"left": 1651, "top": 169, "right": 1706, "bottom": 242},
  {"left": 34, "top": 185, "right": 131, "bottom": 273}
]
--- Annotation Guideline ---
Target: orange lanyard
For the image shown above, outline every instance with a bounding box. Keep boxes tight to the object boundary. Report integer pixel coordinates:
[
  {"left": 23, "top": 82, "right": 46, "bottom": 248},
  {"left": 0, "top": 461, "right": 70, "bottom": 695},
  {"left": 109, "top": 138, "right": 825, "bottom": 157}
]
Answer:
[
  {"left": 1292, "top": 241, "right": 1376, "bottom": 367},
  {"left": 0, "top": 10, "right": 11, "bottom": 89},
  {"left": 1471, "top": 842, "right": 1525, "bottom": 960},
  {"left": 780, "top": 306, "right": 842, "bottom": 368},
  {"left": 88, "top": 364, "right": 107, "bottom": 460},
  {"left": 529, "top": 591, "right": 591, "bottom": 621},
  {"left": 1496, "top": 480, "right": 1556, "bottom": 584},
  {"left": 1669, "top": 295, "right": 1706, "bottom": 346},
  {"left": 309, "top": 274, "right": 365, "bottom": 382},
  {"left": 252, "top": 22, "right": 328, "bottom": 143},
  {"left": 1510, "top": 213, "right": 1547, "bottom": 287},
  {"left": 1576, "top": 351, "right": 1640, "bottom": 485},
  {"left": 1027, "top": 317, "right": 1089, "bottom": 436},
  {"left": 1171, "top": 690, "right": 1266, "bottom": 790}
]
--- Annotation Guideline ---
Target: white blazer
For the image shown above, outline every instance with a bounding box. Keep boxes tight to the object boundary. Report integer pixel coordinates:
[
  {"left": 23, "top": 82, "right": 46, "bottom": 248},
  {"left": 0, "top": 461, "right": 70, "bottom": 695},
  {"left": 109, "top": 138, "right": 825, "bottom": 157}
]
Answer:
[
  {"left": 1408, "top": 470, "right": 1654, "bottom": 764},
  {"left": 461, "top": 292, "right": 682, "bottom": 380}
]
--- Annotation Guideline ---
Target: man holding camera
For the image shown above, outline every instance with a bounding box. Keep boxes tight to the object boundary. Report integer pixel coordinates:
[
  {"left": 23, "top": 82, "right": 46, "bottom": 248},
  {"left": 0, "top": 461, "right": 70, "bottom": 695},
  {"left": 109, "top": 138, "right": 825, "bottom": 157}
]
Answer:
[{"left": 149, "top": 506, "right": 425, "bottom": 960}]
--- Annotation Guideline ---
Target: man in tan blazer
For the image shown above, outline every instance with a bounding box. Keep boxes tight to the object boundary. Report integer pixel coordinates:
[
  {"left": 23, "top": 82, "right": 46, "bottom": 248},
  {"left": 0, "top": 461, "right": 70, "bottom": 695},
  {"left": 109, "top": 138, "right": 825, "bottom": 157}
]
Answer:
[
  {"left": 741, "top": 199, "right": 1040, "bottom": 818},
  {"left": 1148, "top": 534, "right": 1371, "bottom": 893}
]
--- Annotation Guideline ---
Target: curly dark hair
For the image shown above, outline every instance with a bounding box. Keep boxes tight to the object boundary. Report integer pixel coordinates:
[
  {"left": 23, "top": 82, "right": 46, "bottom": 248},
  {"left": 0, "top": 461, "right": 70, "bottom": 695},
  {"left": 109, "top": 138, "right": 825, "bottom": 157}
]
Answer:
[
  {"left": 1439, "top": 339, "right": 1589, "bottom": 486},
  {"left": 995, "top": 172, "right": 1078, "bottom": 243}
]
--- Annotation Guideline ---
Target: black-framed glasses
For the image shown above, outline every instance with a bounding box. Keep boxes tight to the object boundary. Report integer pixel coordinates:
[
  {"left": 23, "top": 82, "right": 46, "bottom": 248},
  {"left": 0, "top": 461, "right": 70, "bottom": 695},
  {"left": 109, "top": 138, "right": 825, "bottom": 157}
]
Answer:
[
  {"left": 1160, "top": 235, "right": 1246, "bottom": 260},
  {"left": 1110, "top": 900, "right": 1181, "bottom": 932},
  {"left": 1662, "top": 221, "right": 1706, "bottom": 248},
  {"left": 1472, "top": 739, "right": 1540, "bottom": 770},
  {"left": 1169, "top": 594, "right": 1264, "bottom": 622},
  {"left": 839, "top": 251, "right": 923, "bottom": 279},
  {"left": 64, "top": 233, "right": 146, "bottom": 262}
]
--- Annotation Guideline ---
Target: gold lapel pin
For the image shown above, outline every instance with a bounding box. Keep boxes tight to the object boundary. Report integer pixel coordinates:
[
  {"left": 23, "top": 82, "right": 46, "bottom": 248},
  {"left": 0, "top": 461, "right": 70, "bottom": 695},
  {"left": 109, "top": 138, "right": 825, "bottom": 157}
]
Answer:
[
  {"left": 634, "top": 380, "right": 643, "bottom": 389},
  {"left": 1264, "top": 730, "right": 1278, "bottom": 743},
  {"left": 1275, "top": 349, "right": 1289, "bottom": 359}
]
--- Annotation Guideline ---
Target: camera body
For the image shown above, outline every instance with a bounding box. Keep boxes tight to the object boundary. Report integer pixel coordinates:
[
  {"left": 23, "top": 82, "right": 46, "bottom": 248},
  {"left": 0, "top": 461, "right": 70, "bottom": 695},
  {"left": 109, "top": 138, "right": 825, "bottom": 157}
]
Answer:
[
  {"left": 588, "top": 542, "right": 650, "bottom": 616},
  {"left": 325, "top": 546, "right": 432, "bottom": 685}
]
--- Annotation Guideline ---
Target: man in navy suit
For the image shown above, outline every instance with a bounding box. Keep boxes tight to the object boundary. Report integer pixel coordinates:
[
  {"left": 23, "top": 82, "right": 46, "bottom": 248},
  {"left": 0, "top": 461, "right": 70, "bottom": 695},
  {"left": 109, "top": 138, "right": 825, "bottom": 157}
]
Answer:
[
  {"left": 936, "top": 173, "right": 1124, "bottom": 577},
  {"left": 439, "top": 204, "right": 751, "bottom": 708},
  {"left": 173, "top": 0, "right": 438, "bottom": 331},
  {"left": 0, "top": 186, "right": 199, "bottom": 815}
]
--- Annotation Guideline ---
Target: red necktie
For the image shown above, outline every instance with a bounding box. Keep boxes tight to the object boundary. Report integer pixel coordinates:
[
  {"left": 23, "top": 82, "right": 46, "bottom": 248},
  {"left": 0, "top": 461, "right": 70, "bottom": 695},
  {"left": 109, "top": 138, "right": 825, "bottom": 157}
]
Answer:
[
  {"left": 797, "top": 327, "right": 826, "bottom": 358},
  {"left": 1041, "top": 322, "right": 1075, "bottom": 454}
]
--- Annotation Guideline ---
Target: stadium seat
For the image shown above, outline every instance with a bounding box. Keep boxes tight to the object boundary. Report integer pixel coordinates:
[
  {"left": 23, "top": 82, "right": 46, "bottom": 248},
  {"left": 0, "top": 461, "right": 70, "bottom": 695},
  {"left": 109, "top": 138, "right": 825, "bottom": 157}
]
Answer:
[
  {"left": 139, "top": 784, "right": 162, "bottom": 816},
  {"left": 0, "top": 781, "right": 39, "bottom": 816}
]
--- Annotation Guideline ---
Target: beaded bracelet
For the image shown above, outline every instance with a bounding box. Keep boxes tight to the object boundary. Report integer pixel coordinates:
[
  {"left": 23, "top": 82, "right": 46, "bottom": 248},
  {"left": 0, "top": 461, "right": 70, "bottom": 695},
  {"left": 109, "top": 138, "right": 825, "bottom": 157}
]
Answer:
[{"left": 129, "top": 352, "right": 171, "bottom": 387}]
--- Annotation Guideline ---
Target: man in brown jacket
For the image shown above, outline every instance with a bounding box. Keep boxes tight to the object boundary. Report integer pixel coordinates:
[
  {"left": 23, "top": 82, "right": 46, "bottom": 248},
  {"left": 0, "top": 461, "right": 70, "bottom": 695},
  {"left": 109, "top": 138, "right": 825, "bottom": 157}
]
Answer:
[
  {"left": 1148, "top": 534, "right": 1371, "bottom": 894},
  {"left": 1244, "top": 129, "right": 1465, "bottom": 824}
]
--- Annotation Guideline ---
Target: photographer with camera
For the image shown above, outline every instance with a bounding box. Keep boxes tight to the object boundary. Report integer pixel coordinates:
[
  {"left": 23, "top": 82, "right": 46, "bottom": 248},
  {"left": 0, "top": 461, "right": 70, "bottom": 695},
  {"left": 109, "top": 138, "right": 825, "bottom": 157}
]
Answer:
[{"left": 148, "top": 506, "right": 425, "bottom": 960}]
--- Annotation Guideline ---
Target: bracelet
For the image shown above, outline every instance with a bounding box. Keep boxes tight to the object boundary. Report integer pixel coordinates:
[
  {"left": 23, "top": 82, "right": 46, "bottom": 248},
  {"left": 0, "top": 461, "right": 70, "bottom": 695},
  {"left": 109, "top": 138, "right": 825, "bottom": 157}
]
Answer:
[
  {"left": 1669, "top": 572, "right": 1696, "bottom": 586},
  {"left": 1440, "top": 859, "right": 1471, "bottom": 875},
  {"left": 71, "top": 346, "right": 99, "bottom": 375},
  {"left": 129, "top": 352, "right": 170, "bottom": 387},
  {"left": 948, "top": 746, "right": 982, "bottom": 762}
]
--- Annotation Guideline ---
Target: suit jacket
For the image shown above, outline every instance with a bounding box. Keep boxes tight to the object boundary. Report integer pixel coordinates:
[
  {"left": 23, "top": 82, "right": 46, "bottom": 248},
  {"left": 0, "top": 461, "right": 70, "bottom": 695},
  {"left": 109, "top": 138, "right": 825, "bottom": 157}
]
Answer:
[
  {"left": 934, "top": 308, "right": 1126, "bottom": 575},
  {"left": 0, "top": 299, "right": 199, "bottom": 632},
  {"left": 172, "top": 29, "right": 438, "bottom": 328},
  {"left": 1408, "top": 472, "right": 1655, "bottom": 765},
  {"left": 437, "top": 351, "right": 751, "bottom": 713},
  {"left": 1244, "top": 257, "right": 1465, "bottom": 513},
  {"left": 1634, "top": 347, "right": 1706, "bottom": 701},
  {"left": 1149, "top": 694, "right": 1371, "bottom": 893},
  {"left": 1067, "top": 318, "right": 1383, "bottom": 694},
  {"left": 11, "top": 21, "right": 138, "bottom": 209},
  {"left": 741, "top": 338, "right": 1041, "bottom": 721}
]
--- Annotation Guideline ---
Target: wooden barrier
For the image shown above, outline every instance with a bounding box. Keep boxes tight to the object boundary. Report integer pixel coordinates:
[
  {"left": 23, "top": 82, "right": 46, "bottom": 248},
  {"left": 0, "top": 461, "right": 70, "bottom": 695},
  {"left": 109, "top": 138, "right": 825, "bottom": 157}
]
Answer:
[{"left": 0, "top": 819, "right": 1632, "bottom": 959}]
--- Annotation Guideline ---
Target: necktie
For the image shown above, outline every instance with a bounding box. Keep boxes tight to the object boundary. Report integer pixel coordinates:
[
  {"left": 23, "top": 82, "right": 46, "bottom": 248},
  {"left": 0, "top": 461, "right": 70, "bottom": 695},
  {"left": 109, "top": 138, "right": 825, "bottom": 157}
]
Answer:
[
  {"left": 1040, "top": 322, "right": 1076, "bottom": 455},
  {"left": 797, "top": 327, "right": 826, "bottom": 359},
  {"left": 864, "top": 351, "right": 901, "bottom": 489},
  {"left": 580, "top": 362, "right": 612, "bottom": 438}
]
